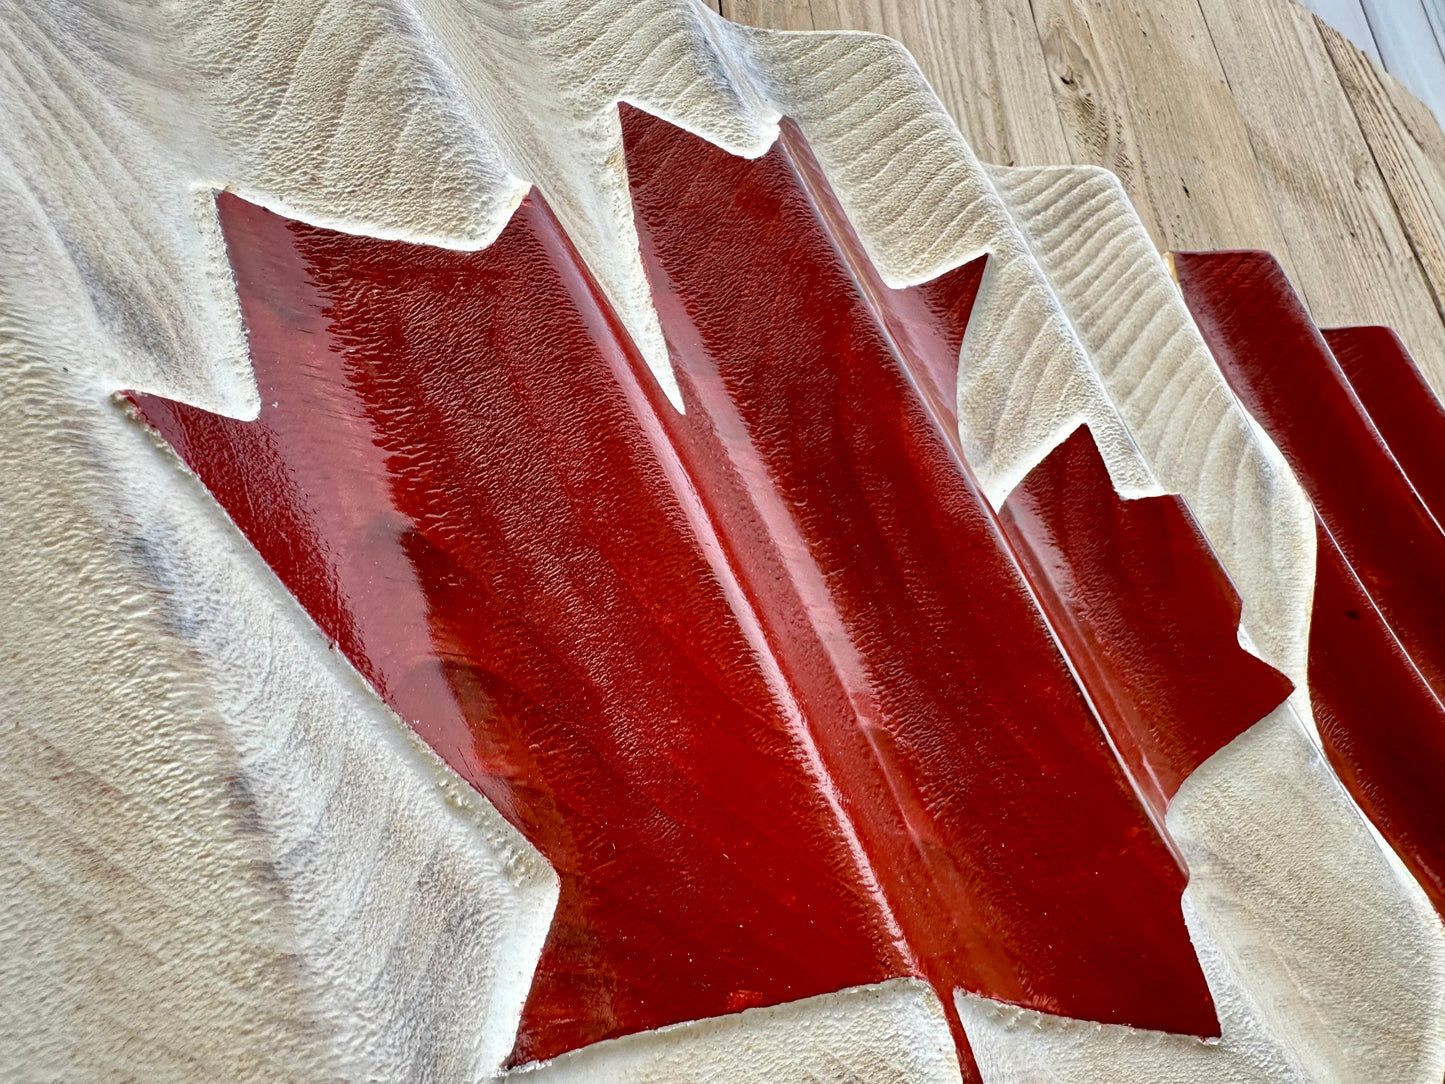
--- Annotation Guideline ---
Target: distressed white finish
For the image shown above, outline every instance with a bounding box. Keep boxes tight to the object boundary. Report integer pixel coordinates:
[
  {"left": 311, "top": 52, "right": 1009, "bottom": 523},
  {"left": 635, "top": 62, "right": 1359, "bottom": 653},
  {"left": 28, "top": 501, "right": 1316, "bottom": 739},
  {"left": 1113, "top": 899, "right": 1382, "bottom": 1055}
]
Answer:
[
  {"left": 506, "top": 979, "right": 962, "bottom": 1083},
  {"left": 2, "top": 1, "right": 1444, "bottom": 1081},
  {"left": 983, "top": 164, "right": 1316, "bottom": 713},
  {"left": 0, "top": 0, "right": 772, "bottom": 413},
  {"left": 1, "top": 365, "right": 324, "bottom": 1083}
]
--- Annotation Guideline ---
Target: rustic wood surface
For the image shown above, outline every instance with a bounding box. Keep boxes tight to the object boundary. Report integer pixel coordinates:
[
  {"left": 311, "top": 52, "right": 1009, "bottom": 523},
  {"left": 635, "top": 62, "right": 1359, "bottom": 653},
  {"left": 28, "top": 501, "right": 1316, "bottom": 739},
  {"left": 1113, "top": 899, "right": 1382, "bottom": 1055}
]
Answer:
[
  {"left": 725, "top": 0, "right": 1445, "bottom": 394},
  {"left": 1298, "top": 0, "right": 1445, "bottom": 128}
]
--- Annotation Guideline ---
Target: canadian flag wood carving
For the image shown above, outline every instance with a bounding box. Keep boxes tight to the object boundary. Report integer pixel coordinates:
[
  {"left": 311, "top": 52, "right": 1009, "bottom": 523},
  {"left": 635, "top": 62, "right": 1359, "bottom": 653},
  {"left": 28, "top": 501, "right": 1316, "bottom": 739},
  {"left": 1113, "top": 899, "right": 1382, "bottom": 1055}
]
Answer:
[
  {"left": 3, "top": 2, "right": 1445, "bottom": 1082},
  {"left": 120, "top": 106, "right": 1441, "bottom": 1079},
  {"left": 128, "top": 109, "right": 1279, "bottom": 1068}
]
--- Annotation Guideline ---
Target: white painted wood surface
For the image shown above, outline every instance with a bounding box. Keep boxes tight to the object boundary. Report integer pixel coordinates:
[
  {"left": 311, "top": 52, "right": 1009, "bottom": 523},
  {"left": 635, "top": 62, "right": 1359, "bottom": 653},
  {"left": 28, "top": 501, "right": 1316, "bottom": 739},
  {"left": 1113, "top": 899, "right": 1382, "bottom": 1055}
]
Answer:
[
  {"left": 1426, "top": 0, "right": 1445, "bottom": 52},
  {"left": 1301, "top": 0, "right": 1385, "bottom": 64}
]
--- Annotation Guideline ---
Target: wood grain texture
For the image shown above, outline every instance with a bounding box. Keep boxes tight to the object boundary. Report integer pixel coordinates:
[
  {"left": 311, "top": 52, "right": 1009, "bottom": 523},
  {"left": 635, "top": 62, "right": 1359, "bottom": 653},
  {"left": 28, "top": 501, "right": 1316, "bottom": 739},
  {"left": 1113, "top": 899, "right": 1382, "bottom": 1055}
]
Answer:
[
  {"left": 1196, "top": 0, "right": 1445, "bottom": 389},
  {"left": 729, "top": 0, "right": 1445, "bottom": 399},
  {"left": 1320, "top": 15, "right": 1445, "bottom": 354},
  {"left": 4, "top": 0, "right": 1445, "bottom": 1079},
  {"left": 731, "top": 26, "right": 1161, "bottom": 504},
  {"left": 0, "top": 354, "right": 559, "bottom": 1084},
  {"left": 1026, "top": 0, "right": 1297, "bottom": 274},
  {"left": 1297, "top": 0, "right": 1382, "bottom": 65},
  {"left": 984, "top": 164, "right": 1316, "bottom": 714},
  {"left": 720, "top": 0, "right": 1070, "bottom": 166}
]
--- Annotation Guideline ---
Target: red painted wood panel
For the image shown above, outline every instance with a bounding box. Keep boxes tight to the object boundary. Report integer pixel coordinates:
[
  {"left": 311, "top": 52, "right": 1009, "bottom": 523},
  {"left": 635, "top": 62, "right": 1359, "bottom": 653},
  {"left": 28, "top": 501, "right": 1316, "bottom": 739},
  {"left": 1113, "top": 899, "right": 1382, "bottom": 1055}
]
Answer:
[
  {"left": 772, "top": 117, "right": 986, "bottom": 443},
  {"left": 622, "top": 106, "right": 1218, "bottom": 1048},
  {"left": 133, "top": 191, "right": 911, "bottom": 1064},
  {"left": 1322, "top": 325, "right": 1445, "bottom": 531},
  {"left": 1310, "top": 526, "right": 1445, "bottom": 913},
  {"left": 999, "top": 427, "right": 1294, "bottom": 818},
  {"left": 1175, "top": 252, "right": 1445, "bottom": 918},
  {"left": 1174, "top": 251, "right": 1445, "bottom": 701}
]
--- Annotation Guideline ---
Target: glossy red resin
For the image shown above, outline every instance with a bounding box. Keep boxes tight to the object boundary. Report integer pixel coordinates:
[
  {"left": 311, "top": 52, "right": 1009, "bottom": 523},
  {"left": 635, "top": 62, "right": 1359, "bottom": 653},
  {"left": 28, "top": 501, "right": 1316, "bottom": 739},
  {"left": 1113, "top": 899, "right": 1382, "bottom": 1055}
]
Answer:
[
  {"left": 624, "top": 106, "right": 1220, "bottom": 1048},
  {"left": 1310, "top": 526, "right": 1445, "bottom": 912},
  {"left": 124, "top": 113, "right": 1267, "bottom": 1067},
  {"left": 134, "top": 191, "right": 909, "bottom": 1063},
  {"left": 772, "top": 117, "right": 987, "bottom": 440},
  {"left": 1174, "top": 251, "right": 1445, "bottom": 700},
  {"left": 1322, "top": 325, "right": 1445, "bottom": 530},
  {"left": 999, "top": 427, "right": 1294, "bottom": 817},
  {"left": 1175, "top": 252, "right": 1445, "bottom": 917}
]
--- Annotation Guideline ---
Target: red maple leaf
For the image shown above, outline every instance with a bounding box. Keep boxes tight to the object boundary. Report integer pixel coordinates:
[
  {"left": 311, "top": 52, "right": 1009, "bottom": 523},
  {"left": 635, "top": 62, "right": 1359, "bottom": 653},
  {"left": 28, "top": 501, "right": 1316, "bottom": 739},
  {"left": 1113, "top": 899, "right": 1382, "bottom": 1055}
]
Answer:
[{"left": 129, "top": 109, "right": 1293, "bottom": 1073}]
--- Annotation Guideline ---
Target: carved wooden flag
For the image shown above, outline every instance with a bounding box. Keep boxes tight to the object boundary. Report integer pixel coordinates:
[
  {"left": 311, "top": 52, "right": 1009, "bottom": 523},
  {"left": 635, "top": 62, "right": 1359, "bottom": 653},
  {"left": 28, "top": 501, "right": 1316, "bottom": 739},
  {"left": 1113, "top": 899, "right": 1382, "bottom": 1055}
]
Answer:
[
  {"left": 1176, "top": 251, "right": 1445, "bottom": 916},
  {"left": 5, "top": 1, "right": 1445, "bottom": 1081},
  {"left": 127, "top": 110, "right": 1308, "bottom": 1074}
]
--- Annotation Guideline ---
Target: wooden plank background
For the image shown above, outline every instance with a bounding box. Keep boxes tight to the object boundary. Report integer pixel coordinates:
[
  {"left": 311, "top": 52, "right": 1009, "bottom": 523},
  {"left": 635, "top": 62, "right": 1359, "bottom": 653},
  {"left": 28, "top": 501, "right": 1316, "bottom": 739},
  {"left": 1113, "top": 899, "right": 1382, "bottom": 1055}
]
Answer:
[
  {"left": 715, "top": 0, "right": 1445, "bottom": 395},
  {"left": 1299, "top": 0, "right": 1445, "bottom": 129}
]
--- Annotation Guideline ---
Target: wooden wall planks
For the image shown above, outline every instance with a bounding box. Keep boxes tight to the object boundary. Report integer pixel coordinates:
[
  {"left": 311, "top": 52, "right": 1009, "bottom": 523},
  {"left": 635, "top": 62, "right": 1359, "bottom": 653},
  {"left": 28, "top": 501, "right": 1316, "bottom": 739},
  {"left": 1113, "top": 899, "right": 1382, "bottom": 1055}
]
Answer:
[
  {"left": 1199, "top": 0, "right": 1445, "bottom": 380},
  {"left": 1320, "top": 16, "right": 1445, "bottom": 327},
  {"left": 725, "top": 0, "right": 1445, "bottom": 394},
  {"left": 1030, "top": 0, "right": 1298, "bottom": 275}
]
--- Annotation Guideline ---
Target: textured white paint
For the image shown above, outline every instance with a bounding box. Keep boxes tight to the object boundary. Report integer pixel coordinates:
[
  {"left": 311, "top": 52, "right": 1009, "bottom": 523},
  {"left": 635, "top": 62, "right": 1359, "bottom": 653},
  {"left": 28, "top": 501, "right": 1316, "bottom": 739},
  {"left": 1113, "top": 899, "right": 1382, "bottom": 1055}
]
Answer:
[
  {"left": 3, "top": 2, "right": 1444, "bottom": 1080},
  {"left": 0, "top": 0, "right": 775, "bottom": 413},
  {"left": 508, "top": 979, "right": 962, "bottom": 1083},
  {"left": 1358, "top": 0, "right": 1445, "bottom": 129},
  {"left": 1, "top": 367, "right": 323, "bottom": 1084}
]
